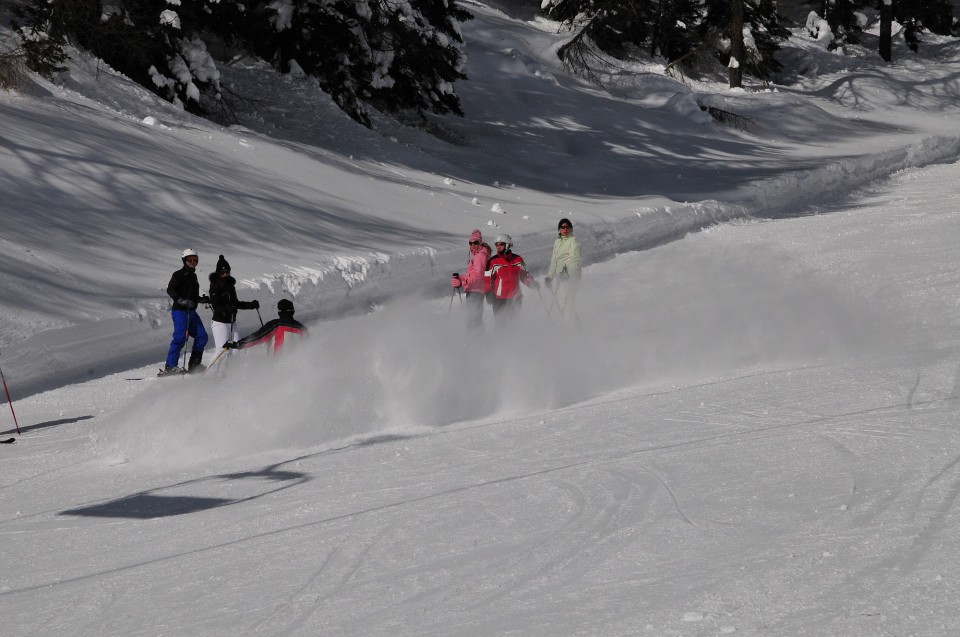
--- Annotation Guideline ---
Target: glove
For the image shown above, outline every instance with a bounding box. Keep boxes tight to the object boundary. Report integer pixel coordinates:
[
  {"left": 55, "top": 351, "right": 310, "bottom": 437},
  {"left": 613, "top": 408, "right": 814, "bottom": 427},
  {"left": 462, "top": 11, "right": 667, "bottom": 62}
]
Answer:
[
  {"left": 544, "top": 277, "right": 552, "bottom": 288},
  {"left": 198, "top": 295, "right": 211, "bottom": 305},
  {"left": 178, "top": 298, "right": 197, "bottom": 311},
  {"left": 451, "top": 275, "right": 462, "bottom": 288},
  {"left": 251, "top": 300, "right": 260, "bottom": 309},
  {"left": 225, "top": 341, "right": 239, "bottom": 349}
]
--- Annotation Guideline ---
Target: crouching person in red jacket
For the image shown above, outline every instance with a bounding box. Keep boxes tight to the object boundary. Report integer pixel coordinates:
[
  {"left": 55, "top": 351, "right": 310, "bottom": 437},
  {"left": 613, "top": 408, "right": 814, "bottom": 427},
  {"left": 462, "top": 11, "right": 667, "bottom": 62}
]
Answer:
[{"left": 225, "top": 299, "right": 307, "bottom": 353}]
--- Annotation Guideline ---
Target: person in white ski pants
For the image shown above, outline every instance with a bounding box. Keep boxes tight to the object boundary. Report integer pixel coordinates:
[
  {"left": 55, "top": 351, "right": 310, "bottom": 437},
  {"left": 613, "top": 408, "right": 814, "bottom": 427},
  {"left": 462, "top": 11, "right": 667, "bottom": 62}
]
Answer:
[{"left": 207, "top": 254, "right": 259, "bottom": 352}]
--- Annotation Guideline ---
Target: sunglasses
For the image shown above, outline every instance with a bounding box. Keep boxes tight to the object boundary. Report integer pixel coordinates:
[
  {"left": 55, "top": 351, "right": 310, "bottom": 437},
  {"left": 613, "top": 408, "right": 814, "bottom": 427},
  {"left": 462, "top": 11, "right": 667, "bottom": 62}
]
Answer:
[
  {"left": 559, "top": 225, "right": 572, "bottom": 230},
  {"left": 469, "top": 241, "right": 479, "bottom": 246},
  {"left": 495, "top": 242, "right": 506, "bottom": 246}
]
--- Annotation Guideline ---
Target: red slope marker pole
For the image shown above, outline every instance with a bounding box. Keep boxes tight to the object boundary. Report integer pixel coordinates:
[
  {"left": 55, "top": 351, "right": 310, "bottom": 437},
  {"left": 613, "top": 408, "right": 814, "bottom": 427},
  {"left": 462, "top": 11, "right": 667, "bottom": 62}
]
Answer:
[{"left": 0, "top": 365, "right": 21, "bottom": 435}]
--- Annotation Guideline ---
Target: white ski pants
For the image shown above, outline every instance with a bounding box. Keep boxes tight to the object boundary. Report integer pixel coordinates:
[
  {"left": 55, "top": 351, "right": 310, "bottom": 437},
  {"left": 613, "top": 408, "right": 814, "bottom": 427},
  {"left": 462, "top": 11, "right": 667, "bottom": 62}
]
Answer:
[{"left": 211, "top": 321, "right": 238, "bottom": 351}]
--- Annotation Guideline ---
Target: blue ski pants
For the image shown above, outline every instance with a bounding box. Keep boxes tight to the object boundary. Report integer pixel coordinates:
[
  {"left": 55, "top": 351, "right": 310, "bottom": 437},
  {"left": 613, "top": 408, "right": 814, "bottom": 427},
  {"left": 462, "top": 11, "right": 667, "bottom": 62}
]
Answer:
[{"left": 166, "top": 310, "right": 208, "bottom": 368}]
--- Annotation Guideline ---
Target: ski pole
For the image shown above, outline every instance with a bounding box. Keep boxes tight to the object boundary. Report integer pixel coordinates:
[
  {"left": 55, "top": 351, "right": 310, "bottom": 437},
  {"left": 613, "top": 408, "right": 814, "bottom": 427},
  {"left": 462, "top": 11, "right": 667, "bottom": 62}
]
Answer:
[
  {"left": 0, "top": 364, "right": 21, "bottom": 435},
  {"left": 255, "top": 307, "right": 264, "bottom": 327},
  {"left": 547, "top": 285, "right": 565, "bottom": 319},
  {"left": 203, "top": 347, "right": 230, "bottom": 376},
  {"left": 181, "top": 329, "right": 190, "bottom": 369},
  {"left": 447, "top": 273, "right": 461, "bottom": 313},
  {"left": 534, "top": 286, "right": 553, "bottom": 319}
]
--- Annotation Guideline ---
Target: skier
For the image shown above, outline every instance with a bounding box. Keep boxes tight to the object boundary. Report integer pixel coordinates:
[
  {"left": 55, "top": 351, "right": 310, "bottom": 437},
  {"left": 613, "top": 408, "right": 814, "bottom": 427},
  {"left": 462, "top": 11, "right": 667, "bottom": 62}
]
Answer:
[
  {"left": 486, "top": 234, "right": 538, "bottom": 324},
  {"left": 162, "top": 248, "right": 210, "bottom": 375},
  {"left": 450, "top": 229, "right": 491, "bottom": 329},
  {"left": 208, "top": 254, "right": 260, "bottom": 352},
  {"left": 225, "top": 299, "right": 308, "bottom": 353},
  {"left": 543, "top": 218, "right": 582, "bottom": 317}
]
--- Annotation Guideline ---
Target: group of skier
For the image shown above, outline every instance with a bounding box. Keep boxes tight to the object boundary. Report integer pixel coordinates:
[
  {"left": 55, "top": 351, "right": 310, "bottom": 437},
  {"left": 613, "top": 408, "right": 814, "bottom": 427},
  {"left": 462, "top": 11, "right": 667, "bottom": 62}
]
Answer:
[
  {"left": 450, "top": 218, "right": 583, "bottom": 327},
  {"left": 161, "top": 250, "right": 307, "bottom": 376},
  {"left": 161, "top": 217, "right": 581, "bottom": 374}
]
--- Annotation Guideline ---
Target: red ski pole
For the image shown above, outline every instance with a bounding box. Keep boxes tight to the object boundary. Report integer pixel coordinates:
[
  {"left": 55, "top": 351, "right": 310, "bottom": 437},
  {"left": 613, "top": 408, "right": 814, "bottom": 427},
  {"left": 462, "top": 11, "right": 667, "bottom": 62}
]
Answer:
[{"left": 0, "top": 365, "right": 21, "bottom": 435}]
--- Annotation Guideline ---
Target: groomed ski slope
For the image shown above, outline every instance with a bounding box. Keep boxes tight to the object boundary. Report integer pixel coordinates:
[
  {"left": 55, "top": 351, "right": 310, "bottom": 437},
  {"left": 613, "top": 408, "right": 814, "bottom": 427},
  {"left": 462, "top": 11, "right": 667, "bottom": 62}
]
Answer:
[
  {"left": 3, "top": 3, "right": 960, "bottom": 636},
  {"left": 5, "top": 161, "right": 960, "bottom": 636}
]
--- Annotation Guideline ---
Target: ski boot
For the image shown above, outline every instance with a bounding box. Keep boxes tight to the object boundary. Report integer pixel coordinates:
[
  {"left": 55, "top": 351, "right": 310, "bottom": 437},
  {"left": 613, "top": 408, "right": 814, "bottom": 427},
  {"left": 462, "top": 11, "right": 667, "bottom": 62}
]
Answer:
[
  {"left": 187, "top": 350, "right": 206, "bottom": 375},
  {"left": 158, "top": 366, "right": 187, "bottom": 377}
]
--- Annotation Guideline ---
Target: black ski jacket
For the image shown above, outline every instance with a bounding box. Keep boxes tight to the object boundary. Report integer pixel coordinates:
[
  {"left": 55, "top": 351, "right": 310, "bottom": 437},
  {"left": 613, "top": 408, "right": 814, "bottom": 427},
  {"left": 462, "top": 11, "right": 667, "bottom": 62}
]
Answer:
[
  {"left": 167, "top": 266, "right": 200, "bottom": 310},
  {"left": 208, "top": 273, "right": 257, "bottom": 324}
]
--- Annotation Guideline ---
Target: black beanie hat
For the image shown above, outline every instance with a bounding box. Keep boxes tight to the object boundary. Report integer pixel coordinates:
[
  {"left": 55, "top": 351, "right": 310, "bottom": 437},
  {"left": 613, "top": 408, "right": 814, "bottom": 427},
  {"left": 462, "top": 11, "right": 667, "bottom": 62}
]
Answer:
[
  {"left": 277, "top": 299, "right": 295, "bottom": 314},
  {"left": 215, "top": 254, "right": 231, "bottom": 273}
]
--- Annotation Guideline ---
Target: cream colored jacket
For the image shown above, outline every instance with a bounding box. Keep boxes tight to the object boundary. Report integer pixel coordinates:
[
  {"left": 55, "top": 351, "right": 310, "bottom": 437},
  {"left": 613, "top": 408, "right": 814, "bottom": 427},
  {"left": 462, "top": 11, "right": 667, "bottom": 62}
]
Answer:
[{"left": 546, "top": 234, "right": 582, "bottom": 280}]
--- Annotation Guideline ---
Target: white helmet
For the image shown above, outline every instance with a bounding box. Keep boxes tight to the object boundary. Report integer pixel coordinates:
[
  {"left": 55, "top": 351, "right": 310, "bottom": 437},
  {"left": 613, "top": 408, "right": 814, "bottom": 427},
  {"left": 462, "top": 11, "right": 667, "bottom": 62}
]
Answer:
[
  {"left": 181, "top": 248, "right": 198, "bottom": 259},
  {"left": 495, "top": 234, "right": 513, "bottom": 248}
]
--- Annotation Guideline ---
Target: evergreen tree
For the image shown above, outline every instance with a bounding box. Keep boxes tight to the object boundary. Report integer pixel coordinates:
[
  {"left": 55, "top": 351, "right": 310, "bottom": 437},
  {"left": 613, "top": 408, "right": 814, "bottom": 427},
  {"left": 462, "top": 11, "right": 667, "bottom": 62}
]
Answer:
[
  {"left": 251, "top": 0, "right": 470, "bottom": 124},
  {"left": 372, "top": 0, "right": 472, "bottom": 117},
  {"left": 894, "top": 0, "right": 955, "bottom": 51},
  {"left": 8, "top": 0, "right": 472, "bottom": 126},
  {"left": 10, "top": 0, "right": 224, "bottom": 113},
  {"left": 880, "top": 0, "right": 893, "bottom": 60},
  {"left": 544, "top": 0, "right": 701, "bottom": 70},
  {"left": 544, "top": 0, "right": 788, "bottom": 83},
  {"left": 700, "top": 0, "right": 790, "bottom": 80},
  {"left": 804, "top": 0, "right": 868, "bottom": 48}
]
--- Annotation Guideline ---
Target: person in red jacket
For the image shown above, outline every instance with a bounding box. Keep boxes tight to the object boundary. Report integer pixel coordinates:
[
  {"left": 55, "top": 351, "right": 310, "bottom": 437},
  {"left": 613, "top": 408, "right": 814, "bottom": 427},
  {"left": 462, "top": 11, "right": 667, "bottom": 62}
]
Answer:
[
  {"left": 450, "top": 228, "right": 492, "bottom": 330},
  {"left": 486, "top": 234, "right": 538, "bottom": 324},
  {"left": 225, "top": 299, "right": 307, "bottom": 353}
]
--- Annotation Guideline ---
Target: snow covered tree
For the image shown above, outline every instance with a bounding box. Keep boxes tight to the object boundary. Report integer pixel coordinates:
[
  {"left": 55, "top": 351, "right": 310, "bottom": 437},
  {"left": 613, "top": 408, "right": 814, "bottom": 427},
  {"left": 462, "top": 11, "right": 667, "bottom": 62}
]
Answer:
[
  {"left": 544, "top": 0, "right": 702, "bottom": 75},
  {"left": 803, "top": 0, "right": 869, "bottom": 48},
  {"left": 9, "top": 0, "right": 224, "bottom": 113},
  {"left": 729, "top": 0, "right": 744, "bottom": 87},
  {"left": 250, "top": 0, "right": 472, "bottom": 125},
  {"left": 7, "top": 1, "right": 69, "bottom": 77},
  {"left": 699, "top": 0, "right": 790, "bottom": 81},
  {"left": 892, "top": 0, "right": 955, "bottom": 52},
  {"left": 7, "top": 0, "right": 472, "bottom": 125},
  {"left": 544, "top": 0, "right": 788, "bottom": 84}
]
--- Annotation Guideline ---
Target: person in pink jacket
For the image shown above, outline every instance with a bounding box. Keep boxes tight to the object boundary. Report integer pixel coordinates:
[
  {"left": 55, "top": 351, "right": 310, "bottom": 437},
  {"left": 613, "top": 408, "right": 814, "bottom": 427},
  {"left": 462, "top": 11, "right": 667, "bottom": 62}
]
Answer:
[{"left": 451, "top": 229, "right": 492, "bottom": 329}]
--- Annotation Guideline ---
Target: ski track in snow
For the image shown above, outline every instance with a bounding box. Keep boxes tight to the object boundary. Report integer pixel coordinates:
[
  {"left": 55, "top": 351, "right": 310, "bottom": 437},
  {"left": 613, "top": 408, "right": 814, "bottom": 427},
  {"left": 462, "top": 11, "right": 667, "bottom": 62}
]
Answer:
[{"left": 3, "top": 7, "right": 960, "bottom": 637}]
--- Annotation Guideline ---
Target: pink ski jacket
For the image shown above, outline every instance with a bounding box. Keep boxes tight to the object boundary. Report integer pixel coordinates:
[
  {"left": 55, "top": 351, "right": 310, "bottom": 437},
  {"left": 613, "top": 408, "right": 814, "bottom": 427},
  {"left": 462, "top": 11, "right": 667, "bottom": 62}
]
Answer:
[{"left": 460, "top": 244, "right": 491, "bottom": 293}]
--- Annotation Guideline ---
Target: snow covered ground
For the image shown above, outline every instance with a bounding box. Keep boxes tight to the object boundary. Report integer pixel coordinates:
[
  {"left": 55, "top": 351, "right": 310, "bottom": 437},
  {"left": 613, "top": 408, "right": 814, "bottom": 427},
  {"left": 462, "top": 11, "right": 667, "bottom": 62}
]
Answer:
[{"left": 3, "top": 4, "right": 960, "bottom": 635}]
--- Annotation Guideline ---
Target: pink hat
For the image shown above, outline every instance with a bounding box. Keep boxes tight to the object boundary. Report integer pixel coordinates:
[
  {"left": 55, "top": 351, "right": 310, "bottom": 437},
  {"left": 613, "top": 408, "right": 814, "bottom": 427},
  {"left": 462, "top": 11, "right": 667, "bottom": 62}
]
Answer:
[{"left": 469, "top": 229, "right": 482, "bottom": 243}]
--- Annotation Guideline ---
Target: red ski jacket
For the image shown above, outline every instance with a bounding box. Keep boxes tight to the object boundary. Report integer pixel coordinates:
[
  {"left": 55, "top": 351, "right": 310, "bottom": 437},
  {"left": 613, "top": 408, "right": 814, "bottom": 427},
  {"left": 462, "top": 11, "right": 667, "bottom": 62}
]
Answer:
[
  {"left": 487, "top": 251, "right": 532, "bottom": 300},
  {"left": 236, "top": 315, "right": 307, "bottom": 353}
]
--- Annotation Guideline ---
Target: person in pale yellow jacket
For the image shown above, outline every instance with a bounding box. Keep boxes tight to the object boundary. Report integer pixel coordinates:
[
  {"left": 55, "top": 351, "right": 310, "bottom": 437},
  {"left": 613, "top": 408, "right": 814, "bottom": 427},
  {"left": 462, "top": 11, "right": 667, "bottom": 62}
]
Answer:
[{"left": 544, "top": 218, "right": 582, "bottom": 317}]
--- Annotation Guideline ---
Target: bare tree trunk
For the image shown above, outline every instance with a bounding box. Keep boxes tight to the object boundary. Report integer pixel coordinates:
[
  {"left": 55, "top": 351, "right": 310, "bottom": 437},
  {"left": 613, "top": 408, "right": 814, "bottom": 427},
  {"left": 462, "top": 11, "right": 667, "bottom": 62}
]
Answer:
[
  {"left": 729, "top": 0, "right": 745, "bottom": 88},
  {"left": 879, "top": 0, "right": 892, "bottom": 62}
]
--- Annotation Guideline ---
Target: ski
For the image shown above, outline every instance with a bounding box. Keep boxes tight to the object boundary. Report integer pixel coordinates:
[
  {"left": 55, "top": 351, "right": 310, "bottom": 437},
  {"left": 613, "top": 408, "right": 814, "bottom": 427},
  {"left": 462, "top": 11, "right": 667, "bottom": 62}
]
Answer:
[{"left": 0, "top": 437, "right": 15, "bottom": 444}]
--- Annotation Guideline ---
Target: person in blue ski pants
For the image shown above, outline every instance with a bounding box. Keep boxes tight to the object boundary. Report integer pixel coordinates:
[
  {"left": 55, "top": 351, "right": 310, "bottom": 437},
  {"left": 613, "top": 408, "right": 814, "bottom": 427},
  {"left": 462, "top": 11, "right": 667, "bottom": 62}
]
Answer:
[{"left": 163, "top": 248, "right": 209, "bottom": 374}]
